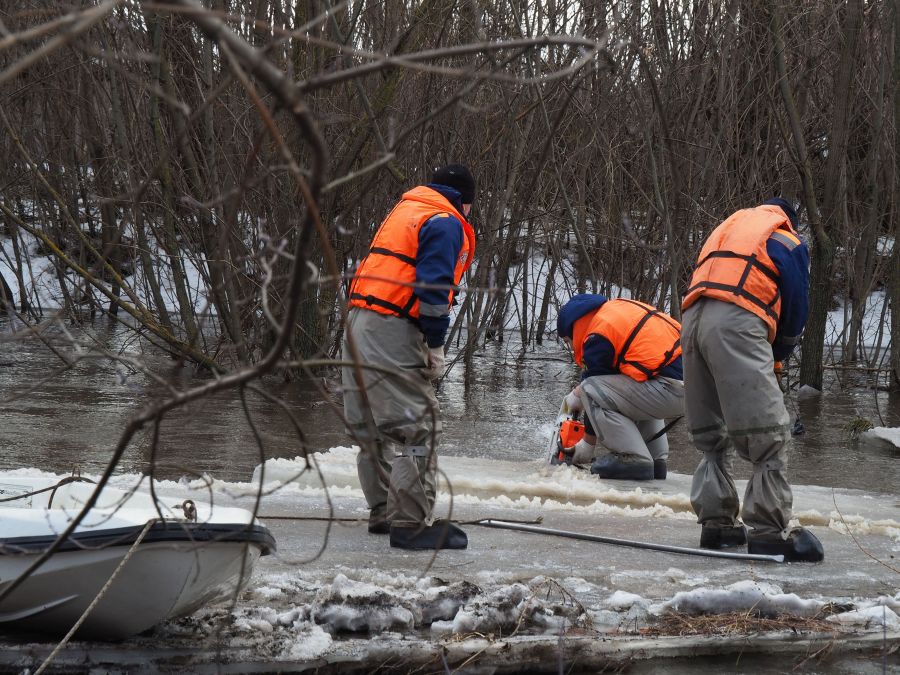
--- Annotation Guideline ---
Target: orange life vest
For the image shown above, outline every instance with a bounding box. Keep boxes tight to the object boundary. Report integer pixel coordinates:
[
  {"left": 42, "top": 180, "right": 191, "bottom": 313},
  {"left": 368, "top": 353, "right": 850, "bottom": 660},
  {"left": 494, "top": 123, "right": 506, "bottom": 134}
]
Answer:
[
  {"left": 572, "top": 299, "right": 682, "bottom": 382},
  {"left": 348, "top": 186, "right": 475, "bottom": 320},
  {"left": 681, "top": 205, "right": 801, "bottom": 342}
]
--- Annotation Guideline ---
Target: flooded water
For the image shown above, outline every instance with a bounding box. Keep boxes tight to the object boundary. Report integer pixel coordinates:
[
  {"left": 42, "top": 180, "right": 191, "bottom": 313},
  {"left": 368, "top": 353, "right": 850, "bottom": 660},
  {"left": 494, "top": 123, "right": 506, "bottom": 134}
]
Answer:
[{"left": 0, "top": 318, "right": 897, "bottom": 495}]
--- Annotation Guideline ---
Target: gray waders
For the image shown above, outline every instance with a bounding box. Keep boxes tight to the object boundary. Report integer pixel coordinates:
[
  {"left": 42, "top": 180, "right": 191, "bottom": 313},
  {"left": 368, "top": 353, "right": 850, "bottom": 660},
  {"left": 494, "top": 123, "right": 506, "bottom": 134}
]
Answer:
[
  {"left": 681, "top": 298, "right": 793, "bottom": 538},
  {"left": 580, "top": 374, "right": 684, "bottom": 462},
  {"left": 341, "top": 308, "right": 439, "bottom": 528}
]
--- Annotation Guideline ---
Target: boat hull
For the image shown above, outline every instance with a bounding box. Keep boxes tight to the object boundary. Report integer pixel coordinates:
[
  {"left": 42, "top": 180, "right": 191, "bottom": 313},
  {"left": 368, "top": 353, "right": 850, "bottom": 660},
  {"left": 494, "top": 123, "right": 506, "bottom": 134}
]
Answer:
[
  {"left": 0, "top": 476, "right": 276, "bottom": 640},
  {"left": 0, "top": 537, "right": 265, "bottom": 639}
]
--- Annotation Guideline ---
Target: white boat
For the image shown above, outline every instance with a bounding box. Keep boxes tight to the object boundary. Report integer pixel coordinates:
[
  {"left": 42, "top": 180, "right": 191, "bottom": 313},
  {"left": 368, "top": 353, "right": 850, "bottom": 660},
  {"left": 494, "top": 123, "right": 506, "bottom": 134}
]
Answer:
[{"left": 0, "top": 474, "right": 276, "bottom": 639}]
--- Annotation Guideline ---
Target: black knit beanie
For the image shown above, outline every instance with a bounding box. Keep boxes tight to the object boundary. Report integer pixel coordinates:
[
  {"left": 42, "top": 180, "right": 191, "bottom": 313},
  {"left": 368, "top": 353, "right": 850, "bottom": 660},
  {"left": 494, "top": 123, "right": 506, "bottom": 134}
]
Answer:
[{"left": 431, "top": 164, "right": 476, "bottom": 204}]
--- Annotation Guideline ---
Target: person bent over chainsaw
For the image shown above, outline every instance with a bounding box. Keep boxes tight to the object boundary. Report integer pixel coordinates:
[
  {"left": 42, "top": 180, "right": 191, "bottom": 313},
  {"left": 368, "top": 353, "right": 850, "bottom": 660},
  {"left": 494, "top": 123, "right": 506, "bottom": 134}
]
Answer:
[
  {"left": 556, "top": 294, "right": 684, "bottom": 481},
  {"left": 681, "top": 198, "right": 823, "bottom": 562},
  {"left": 341, "top": 165, "right": 476, "bottom": 551}
]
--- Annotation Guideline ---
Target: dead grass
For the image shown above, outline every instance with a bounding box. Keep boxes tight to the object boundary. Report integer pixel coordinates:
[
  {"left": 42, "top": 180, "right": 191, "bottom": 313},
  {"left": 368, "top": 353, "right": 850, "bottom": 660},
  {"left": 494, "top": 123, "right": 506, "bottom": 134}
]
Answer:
[{"left": 642, "top": 609, "right": 850, "bottom": 638}]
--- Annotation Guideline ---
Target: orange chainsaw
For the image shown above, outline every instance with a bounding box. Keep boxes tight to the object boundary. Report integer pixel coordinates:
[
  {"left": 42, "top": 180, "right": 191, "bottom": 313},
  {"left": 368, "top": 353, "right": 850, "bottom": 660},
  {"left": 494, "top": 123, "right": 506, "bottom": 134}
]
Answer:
[{"left": 548, "top": 398, "right": 585, "bottom": 466}]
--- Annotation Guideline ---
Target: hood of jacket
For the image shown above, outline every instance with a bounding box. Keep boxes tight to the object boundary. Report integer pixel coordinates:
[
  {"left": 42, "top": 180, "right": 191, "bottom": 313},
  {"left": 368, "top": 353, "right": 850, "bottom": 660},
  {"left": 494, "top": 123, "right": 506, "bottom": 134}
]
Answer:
[{"left": 557, "top": 293, "right": 608, "bottom": 339}]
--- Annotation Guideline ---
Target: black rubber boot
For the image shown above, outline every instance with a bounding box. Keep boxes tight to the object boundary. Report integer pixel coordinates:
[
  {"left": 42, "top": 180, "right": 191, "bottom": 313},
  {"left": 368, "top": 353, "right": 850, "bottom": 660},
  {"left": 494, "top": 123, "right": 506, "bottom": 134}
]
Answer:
[
  {"left": 389, "top": 520, "right": 468, "bottom": 550},
  {"left": 747, "top": 528, "right": 824, "bottom": 562},
  {"left": 653, "top": 459, "right": 667, "bottom": 480},
  {"left": 367, "top": 507, "right": 390, "bottom": 535},
  {"left": 699, "top": 525, "right": 747, "bottom": 549},
  {"left": 590, "top": 453, "right": 654, "bottom": 480}
]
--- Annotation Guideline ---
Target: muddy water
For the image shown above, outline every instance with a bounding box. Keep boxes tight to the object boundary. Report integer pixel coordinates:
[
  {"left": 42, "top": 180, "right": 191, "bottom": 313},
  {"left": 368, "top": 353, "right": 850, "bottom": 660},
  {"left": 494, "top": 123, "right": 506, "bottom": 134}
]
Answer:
[{"left": 0, "top": 319, "right": 897, "bottom": 495}]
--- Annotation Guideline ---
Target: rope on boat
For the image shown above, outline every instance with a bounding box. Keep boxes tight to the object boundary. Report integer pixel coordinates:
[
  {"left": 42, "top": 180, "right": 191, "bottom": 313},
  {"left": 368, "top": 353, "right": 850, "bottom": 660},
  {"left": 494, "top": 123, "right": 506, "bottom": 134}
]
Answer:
[
  {"left": 34, "top": 519, "right": 156, "bottom": 675},
  {"left": 257, "top": 514, "right": 544, "bottom": 526},
  {"left": 0, "top": 476, "right": 96, "bottom": 505}
]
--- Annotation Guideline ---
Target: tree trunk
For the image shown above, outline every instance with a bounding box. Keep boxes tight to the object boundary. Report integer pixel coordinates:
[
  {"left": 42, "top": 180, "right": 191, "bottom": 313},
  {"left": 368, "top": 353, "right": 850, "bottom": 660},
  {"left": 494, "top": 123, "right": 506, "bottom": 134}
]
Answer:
[
  {"left": 806, "top": 0, "right": 862, "bottom": 378},
  {"left": 846, "top": 41, "right": 887, "bottom": 362},
  {"left": 890, "top": 0, "right": 900, "bottom": 390}
]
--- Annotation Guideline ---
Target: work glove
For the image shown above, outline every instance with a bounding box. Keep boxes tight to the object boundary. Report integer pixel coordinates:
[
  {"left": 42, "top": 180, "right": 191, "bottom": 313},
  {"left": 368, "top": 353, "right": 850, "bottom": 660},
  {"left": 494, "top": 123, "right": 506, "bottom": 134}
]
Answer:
[
  {"left": 569, "top": 438, "right": 596, "bottom": 465},
  {"left": 424, "top": 346, "right": 446, "bottom": 381},
  {"left": 774, "top": 360, "right": 785, "bottom": 392},
  {"left": 564, "top": 387, "right": 583, "bottom": 413}
]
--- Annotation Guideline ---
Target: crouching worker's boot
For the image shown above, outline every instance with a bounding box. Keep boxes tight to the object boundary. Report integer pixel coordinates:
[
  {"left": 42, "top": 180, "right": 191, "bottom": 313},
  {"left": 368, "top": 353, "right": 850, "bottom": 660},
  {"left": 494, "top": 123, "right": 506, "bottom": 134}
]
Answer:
[
  {"left": 390, "top": 520, "right": 468, "bottom": 550},
  {"left": 367, "top": 505, "right": 390, "bottom": 535},
  {"left": 699, "top": 524, "right": 747, "bottom": 549},
  {"left": 747, "top": 528, "right": 824, "bottom": 562},
  {"left": 590, "top": 453, "right": 654, "bottom": 481},
  {"left": 653, "top": 459, "right": 667, "bottom": 480}
]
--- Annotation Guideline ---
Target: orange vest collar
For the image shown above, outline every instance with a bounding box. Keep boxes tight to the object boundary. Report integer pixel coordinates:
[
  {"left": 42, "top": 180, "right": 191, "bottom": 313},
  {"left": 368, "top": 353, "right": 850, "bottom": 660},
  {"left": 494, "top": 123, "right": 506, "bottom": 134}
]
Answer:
[{"left": 402, "top": 186, "right": 469, "bottom": 226}]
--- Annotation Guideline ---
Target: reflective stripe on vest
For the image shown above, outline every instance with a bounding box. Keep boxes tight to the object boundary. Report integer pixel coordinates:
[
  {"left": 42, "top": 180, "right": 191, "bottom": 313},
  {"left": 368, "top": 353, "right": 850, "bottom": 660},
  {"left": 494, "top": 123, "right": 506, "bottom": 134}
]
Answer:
[
  {"left": 572, "top": 298, "right": 683, "bottom": 382},
  {"left": 348, "top": 186, "right": 475, "bottom": 320},
  {"left": 681, "top": 205, "right": 796, "bottom": 342}
]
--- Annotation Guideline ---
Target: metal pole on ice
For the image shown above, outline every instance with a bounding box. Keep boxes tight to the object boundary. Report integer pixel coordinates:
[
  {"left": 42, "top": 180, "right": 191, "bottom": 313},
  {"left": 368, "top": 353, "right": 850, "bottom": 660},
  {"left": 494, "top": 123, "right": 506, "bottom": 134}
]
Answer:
[{"left": 476, "top": 519, "right": 785, "bottom": 563}]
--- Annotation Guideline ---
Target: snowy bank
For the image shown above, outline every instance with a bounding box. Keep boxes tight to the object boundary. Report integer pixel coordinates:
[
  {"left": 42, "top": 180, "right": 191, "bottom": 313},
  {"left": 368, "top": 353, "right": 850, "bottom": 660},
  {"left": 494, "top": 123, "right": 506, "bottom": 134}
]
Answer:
[{"left": 3, "top": 464, "right": 899, "bottom": 673}]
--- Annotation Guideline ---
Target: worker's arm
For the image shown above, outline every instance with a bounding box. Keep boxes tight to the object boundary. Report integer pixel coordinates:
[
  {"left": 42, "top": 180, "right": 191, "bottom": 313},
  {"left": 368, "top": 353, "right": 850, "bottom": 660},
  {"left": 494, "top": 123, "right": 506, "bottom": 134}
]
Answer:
[
  {"left": 580, "top": 334, "right": 617, "bottom": 380},
  {"left": 767, "top": 235, "right": 810, "bottom": 362},
  {"left": 416, "top": 215, "right": 463, "bottom": 348}
]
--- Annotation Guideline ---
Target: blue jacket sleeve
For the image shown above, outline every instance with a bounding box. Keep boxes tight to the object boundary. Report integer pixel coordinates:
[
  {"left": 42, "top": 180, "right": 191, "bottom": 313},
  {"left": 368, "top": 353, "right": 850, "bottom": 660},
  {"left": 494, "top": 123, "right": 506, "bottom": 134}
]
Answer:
[
  {"left": 416, "top": 215, "right": 463, "bottom": 348},
  {"left": 657, "top": 355, "right": 683, "bottom": 381},
  {"left": 767, "top": 236, "right": 810, "bottom": 362},
  {"left": 580, "top": 334, "right": 618, "bottom": 380}
]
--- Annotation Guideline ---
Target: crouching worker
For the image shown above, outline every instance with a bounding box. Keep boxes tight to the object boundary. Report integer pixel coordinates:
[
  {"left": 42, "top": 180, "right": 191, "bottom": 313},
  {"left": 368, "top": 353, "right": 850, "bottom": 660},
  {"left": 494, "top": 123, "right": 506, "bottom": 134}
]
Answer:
[
  {"left": 341, "top": 164, "right": 476, "bottom": 550},
  {"left": 556, "top": 294, "right": 684, "bottom": 481}
]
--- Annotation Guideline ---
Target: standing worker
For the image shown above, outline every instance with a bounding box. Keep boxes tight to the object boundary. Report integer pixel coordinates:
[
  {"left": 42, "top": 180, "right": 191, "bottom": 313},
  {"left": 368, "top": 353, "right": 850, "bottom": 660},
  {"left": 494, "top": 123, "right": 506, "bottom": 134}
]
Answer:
[
  {"left": 681, "top": 198, "right": 823, "bottom": 562},
  {"left": 556, "top": 294, "right": 684, "bottom": 480},
  {"left": 341, "top": 165, "right": 476, "bottom": 550}
]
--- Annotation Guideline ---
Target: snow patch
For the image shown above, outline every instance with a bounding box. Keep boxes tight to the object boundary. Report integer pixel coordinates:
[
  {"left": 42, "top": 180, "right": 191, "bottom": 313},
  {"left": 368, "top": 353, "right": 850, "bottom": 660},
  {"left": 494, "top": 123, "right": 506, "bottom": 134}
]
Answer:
[
  {"left": 604, "top": 591, "right": 647, "bottom": 611},
  {"left": 826, "top": 606, "right": 900, "bottom": 631},
  {"left": 654, "top": 580, "right": 823, "bottom": 618},
  {"left": 235, "top": 617, "right": 274, "bottom": 633},
  {"left": 314, "top": 574, "right": 417, "bottom": 632},
  {"left": 281, "top": 622, "right": 333, "bottom": 660},
  {"left": 861, "top": 426, "right": 900, "bottom": 449},
  {"left": 446, "top": 583, "right": 531, "bottom": 634}
]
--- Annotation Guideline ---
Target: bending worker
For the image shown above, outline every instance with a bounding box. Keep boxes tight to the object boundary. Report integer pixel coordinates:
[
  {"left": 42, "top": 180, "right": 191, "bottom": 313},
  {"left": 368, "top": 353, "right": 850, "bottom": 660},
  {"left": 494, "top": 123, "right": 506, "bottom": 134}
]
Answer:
[
  {"left": 341, "top": 165, "right": 475, "bottom": 551},
  {"left": 681, "top": 198, "right": 823, "bottom": 562},
  {"left": 557, "top": 294, "right": 684, "bottom": 481}
]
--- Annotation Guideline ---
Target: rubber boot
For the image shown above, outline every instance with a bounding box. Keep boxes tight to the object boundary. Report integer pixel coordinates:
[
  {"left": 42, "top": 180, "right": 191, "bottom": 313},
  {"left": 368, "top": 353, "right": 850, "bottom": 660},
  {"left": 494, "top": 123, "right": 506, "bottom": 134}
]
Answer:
[
  {"left": 747, "top": 528, "right": 824, "bottom": 562},
  {"left": 389, "top": 520, "right": 468, "bottom": 550},
  {"left": 590, "top": 453, "right": 654, "bottom": 480},
  {"left": 653, "top": 459, "right": 667, "bottom": 480},
  {"left": 368, "top": 506, "right": 389, "bottom": 535},
  {"left": 699, "top": 524, "right": 747, "bottom": 549}
]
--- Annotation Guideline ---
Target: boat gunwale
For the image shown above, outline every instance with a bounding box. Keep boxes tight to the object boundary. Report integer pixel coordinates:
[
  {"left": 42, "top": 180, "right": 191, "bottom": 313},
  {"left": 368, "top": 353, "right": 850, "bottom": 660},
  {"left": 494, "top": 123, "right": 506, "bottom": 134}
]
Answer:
[{"left": 0, "top": 521, "right": 276, "bottom": 556}]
